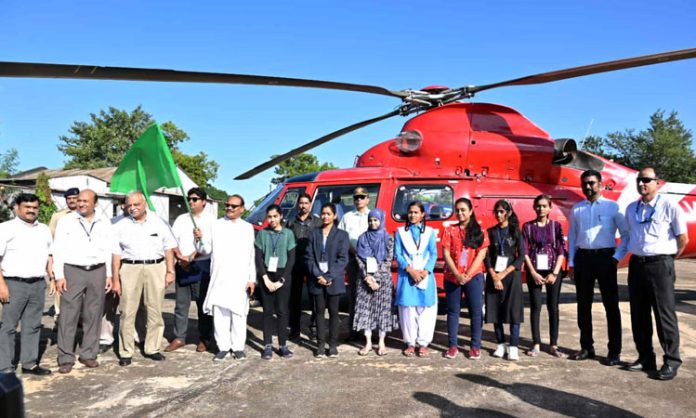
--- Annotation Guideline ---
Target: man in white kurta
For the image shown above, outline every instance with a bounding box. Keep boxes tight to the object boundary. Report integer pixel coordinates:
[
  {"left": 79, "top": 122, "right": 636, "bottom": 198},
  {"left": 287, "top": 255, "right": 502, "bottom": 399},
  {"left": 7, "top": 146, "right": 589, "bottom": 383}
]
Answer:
[{"left": 203, "top": 195, "right": 256, "bottom": 360}]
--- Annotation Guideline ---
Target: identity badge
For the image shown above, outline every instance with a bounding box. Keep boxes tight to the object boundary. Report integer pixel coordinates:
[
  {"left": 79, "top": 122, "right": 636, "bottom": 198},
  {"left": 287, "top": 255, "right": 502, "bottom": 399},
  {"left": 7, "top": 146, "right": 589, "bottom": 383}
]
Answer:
[
  {"left": 536, "top": 253, "right": 549, "bottom": 271},
  {"left": 459, "top": 250, "right": 468, "bottom": 268},
  {"left": 366, "top": 257, "right": 378, "bottom": 274},
  {"left": 319, "top": 261, "right": 329, "bottom": 273},
  {"left": 494, "top": 256, "right": 509, "bottom": 272},
  {"left": 412, "top": 254, "right": 426, "bottom": 270},
  {"left": 267, "top": 256, "right": 279, "bottom": 273}
]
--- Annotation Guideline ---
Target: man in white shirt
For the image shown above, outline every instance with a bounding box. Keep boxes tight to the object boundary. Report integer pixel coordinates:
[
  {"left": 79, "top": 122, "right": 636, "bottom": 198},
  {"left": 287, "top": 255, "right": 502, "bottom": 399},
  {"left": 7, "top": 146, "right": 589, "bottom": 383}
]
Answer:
[
  {"left": 203, "top": 195, "right": 256, "bottom": 361},
  {"left": 48, "top": 187, "right": 79, "bottom": 322},
  {"left": 0, "top": 193, "right": 53, "bottom": 376},
  {"left": 338, "top": 186, "right": 370, "bottom": 340},
  {"left": 112, "top": 191, "right": 177, "bottom": 366},
  {"left": 53, "top": 189, "right": 113, "bottom": 373},
  {"left": 165, "top": 187, "right": 215, "bottom": 353},
  {"left": 568, "top": 169, "right": 628, "bottom": 364},
  {"left": 624, "top": 167, "right": 689, "bottom": 380}
]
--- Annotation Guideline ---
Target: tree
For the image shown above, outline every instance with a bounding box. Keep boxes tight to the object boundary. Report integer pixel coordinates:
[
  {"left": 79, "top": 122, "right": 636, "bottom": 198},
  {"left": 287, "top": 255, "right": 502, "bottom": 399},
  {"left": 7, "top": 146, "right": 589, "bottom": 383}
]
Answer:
[
  {"left": 0, "top": 148, "right": 19, "bottom": 178},
  {"left": 35, "top": 172, "right": 56, "bottom": 224},
  {"left": 58, "top": 106, "right": 219, "bottom": 187},
  {"left": 271, "top": 153, "right": 337, "bottom": 185},
  {"left": 580, "top": 110, "right": 695, "bottom": 183}
]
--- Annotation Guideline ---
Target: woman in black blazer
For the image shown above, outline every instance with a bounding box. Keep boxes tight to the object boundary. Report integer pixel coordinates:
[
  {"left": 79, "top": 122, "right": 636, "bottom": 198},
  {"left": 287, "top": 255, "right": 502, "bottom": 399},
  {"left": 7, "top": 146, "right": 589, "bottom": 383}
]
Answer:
[{"left": 305, "top": 202, "right": 350, "bottom": 358}]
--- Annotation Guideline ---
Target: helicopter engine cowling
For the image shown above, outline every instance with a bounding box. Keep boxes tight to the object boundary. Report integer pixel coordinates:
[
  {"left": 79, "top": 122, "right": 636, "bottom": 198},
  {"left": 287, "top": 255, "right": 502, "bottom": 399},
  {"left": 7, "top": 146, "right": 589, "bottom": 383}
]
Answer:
[{"left": 553, "top": 138, "right": 578, "bottom": 165}]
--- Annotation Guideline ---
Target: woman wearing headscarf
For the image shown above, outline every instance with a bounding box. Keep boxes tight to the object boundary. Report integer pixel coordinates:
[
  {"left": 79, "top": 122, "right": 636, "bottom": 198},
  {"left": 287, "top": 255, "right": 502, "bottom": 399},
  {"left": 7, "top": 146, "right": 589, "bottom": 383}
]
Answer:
[{"left": 353, "top": 208, "right": 398, "bottom": 356}]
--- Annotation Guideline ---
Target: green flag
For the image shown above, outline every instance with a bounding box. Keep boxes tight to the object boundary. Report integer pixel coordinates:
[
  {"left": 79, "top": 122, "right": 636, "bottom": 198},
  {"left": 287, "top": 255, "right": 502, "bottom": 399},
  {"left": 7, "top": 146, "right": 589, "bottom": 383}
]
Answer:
[{"left": 109, "top": 123, "right": 183, "bottom": 211}]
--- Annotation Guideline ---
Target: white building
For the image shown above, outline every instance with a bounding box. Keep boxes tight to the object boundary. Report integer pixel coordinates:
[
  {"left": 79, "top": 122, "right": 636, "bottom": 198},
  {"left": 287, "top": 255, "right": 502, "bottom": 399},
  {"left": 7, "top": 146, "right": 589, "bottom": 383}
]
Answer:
[{"left": 1, "top": 167, "right": 218, "bottom": 224}]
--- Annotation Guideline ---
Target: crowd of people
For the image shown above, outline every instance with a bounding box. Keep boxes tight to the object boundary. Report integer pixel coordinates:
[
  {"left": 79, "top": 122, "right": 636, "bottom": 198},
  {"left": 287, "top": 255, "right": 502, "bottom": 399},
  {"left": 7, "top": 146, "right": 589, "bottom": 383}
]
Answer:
[{"left": 0, "top": 166, "right": 688, "bottom": 382}]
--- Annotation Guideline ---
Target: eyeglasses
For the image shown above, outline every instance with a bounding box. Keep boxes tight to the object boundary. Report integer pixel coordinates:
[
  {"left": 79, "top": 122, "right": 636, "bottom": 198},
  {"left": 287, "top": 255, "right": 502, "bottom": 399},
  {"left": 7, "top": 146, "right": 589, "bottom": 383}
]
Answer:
[
  {"left": 225, "top": 204, "right": 242, "bottom": 209},
  {"left": 353, "top": 195, "right": 367, "bottom": 200},
  {"left": 187, "top": 197, "right": 201, "bottom": 202},
  {"left": 636, "top": 177, "right": 656, "bottom": 184},
  {"left": 581, "top": 181, "right": 597, "bottom": 186}
]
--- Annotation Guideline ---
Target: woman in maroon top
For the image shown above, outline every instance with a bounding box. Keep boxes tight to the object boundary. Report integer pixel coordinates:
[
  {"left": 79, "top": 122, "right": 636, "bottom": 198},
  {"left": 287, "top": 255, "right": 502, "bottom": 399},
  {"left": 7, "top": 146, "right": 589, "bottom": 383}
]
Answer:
[
  {"left": 442, "top": 197, "right": 488, "bottom": 360},
  {"left": 522, "top": 194, "right": 566, "bottom": 358}
]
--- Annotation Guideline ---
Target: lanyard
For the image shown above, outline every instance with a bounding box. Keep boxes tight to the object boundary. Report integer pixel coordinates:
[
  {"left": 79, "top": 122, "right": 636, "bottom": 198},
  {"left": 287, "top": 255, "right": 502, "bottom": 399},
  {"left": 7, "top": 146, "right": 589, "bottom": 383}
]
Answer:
[
  {"left": 410, "top": 225, "right": 422, "bottom": 252},
  {"left": 495, "top": 227, "right": 507, "bottom": 256},
  {"left": 635, "top": 195, "right": 660, "bottom": 224},
  {"left": 270, "top": 231, "right": 281, "bottom": 256},
  {"left": 79, "top": 218, "right": 96, "bottom": 242},
  {"left": 534, "top": 221, "right": 547, "bottom": 250}
]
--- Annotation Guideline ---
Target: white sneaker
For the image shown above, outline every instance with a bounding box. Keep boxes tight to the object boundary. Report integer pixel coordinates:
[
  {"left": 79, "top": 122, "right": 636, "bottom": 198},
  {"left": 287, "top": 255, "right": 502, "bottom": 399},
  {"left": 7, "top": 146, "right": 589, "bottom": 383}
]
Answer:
[
  {"left": 508, "top": 346, "right": 519, "bottom": 361},
  {"left": 493, "top": 343, "right": 506, "bottom": 358}
]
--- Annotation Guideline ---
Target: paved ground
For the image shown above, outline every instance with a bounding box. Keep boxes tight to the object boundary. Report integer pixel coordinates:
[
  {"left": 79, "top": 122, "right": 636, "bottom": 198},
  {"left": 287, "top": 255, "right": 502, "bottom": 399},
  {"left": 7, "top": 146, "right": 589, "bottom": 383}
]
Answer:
[{"left": 9, "top": 260, "right": 696, "bottom": 417}]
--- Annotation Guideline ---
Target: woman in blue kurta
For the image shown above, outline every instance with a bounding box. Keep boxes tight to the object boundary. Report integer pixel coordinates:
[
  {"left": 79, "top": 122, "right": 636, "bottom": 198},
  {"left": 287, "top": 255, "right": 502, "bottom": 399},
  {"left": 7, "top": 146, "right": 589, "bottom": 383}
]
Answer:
[{"left": 394, "top": 201, "right": 438, "bottom": 357}]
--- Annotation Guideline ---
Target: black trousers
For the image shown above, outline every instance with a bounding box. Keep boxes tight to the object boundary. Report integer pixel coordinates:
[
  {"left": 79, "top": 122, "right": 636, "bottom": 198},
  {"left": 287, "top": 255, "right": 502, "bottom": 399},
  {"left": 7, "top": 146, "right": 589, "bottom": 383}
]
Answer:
[
  {"left": 574, "top": 249, "right": 622, "bottom": 355},
  {"left": 259, "top": 278, "right": 292, "bottom": 346},
  {"left": 289, "top": 266, "right": 314, "bottom": 334},
  {"left": 628, "top": 255, "right": 681, "bottom": 368},
  {"left": 526, "top": 271, "right": 563, "bottom": 346},
  {"left": 313, "top": 291, "right": 340, "bottom": 347},
  {"left": 173, "top": 259, "right": 213, "bottom": 342}
]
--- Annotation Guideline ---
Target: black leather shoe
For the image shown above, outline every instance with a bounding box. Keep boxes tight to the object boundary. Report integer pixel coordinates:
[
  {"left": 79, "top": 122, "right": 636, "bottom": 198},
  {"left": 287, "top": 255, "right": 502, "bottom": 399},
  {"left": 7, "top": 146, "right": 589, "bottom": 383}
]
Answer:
[
  {"left": 145, "top": 352, "right": 166, "bottom": 361},
  {"left": 624, "top": 359, "right": 657, "bottom": 372},
  {"left": 601, "top": 355, "right": 621, "bottom": 366},
  {"left": 572, "top": 349, "right": 596, "bottom": 361},
  {"left": 657, "top": 364, "right": 678, "bottom": 381},
  {"left": 21, "top": 365, "right": 52, "bottom": 376},
  {"left": 119, "top": 357, "right": 132, "bottom": 367},
  {"left": 99, "top": 344, "right": 112, "bottom": 354}
]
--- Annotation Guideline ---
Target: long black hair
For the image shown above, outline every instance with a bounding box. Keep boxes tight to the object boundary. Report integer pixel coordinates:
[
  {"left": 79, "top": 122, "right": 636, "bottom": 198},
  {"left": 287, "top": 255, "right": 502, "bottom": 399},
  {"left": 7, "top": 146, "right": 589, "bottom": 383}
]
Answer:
[
  {"left": 493, "top": 199, "right": 520, "bottom": 241},
  {"left": 455, "top": 197, "right": 483, "bottom": 249}
]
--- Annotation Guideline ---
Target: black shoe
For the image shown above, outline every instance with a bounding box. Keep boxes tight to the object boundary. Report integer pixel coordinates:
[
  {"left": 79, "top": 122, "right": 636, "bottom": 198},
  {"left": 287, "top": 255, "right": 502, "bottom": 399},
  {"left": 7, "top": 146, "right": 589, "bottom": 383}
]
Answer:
[
  {"left": 288, "top": 331, "right": 301, "bottom": 341},
  {"left": 119, "top": 357, "right": 132, "bottom": 367},
  {"left": 144, "top": 352, "right": 166, "bottom": 361},
  {"left": 572, "top": 349, "right": 596, "bottom": 361},
  {"left": 21, "top": 365, "right": 52, "bottom": 376},
  {"left": 624, "top": 359, "right": 657, "bottom": 373},
  {"left": 601, "top": 354, "right": 621, "bottom": 366},
  {"left": 99, "top": 344, "right": 112, "bottom": 354},
  {"left": 657, "top": 364, "right": 678, "bottom": 381},
  {"left": 328, "top": 346, "right": 339, "bottom": 358}
]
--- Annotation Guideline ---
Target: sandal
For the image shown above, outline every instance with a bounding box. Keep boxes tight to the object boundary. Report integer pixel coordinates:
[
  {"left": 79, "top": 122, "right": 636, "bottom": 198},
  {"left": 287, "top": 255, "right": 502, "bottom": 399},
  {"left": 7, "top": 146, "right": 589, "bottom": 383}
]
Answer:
[
  {"left": 358, "top": 346, "right": 371, "bottom": 356},
  {"left": 376, "top": 346, "right": 387, "bottom": 356},
  {"left": 550, "top": 346, "right": 567, "bottom": 359},
  {"left": 403, "top": 346, "right": 416, "bottom": 357},
  {"left": 527, "top": 345, "right": 540, "bottom": 357}
]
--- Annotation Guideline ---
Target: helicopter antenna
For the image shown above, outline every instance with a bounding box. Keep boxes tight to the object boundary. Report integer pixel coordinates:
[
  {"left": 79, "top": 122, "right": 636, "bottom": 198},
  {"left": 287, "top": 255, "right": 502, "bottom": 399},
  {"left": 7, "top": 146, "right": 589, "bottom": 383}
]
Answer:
[{"left": 582, "top": 119, "right": 594, "bottom": 142}]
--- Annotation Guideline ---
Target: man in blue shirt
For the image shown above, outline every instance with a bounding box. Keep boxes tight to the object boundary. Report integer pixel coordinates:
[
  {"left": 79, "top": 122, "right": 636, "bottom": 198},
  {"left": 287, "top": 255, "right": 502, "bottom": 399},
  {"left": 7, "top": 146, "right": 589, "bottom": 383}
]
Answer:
[{"left": 568, "top": 170, "right": 628, "bottom": 365}]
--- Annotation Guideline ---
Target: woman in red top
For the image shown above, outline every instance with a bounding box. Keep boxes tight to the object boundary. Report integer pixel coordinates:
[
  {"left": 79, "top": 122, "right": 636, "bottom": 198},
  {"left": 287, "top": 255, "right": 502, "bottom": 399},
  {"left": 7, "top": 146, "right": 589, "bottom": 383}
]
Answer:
[{"left": 442, "top": 197, "right": 488, "bottom": 360}]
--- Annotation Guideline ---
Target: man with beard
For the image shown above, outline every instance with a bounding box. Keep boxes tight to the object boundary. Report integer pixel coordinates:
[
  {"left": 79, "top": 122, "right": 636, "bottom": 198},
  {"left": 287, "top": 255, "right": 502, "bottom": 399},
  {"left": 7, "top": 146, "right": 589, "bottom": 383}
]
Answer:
[
  {"left": 568, "top": 170, "right": 628, "bottom": 365},
  {"left": 285, "top": 193, "right": 321, "bottom": 339}
]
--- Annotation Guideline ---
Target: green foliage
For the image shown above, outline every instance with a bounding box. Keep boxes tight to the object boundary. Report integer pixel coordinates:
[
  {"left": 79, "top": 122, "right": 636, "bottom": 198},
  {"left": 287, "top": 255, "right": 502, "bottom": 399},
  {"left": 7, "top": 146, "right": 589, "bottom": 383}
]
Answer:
[
  {"left": 58, "top": 106, "right": 219, "bottom": 186},
  {"left": 271, "top": 153, "right": 337, "bottom": 185},
  {"left": 35, "top": 173, "right": 56, "bottom": 224},
  {"left": 580, "top": 110, "right": 695, "bottom": 183},
  {"left": 0, "top": 148, "right": 19, "bottom": 178},
  {"left": 206, "top": 184, "right": 228, "bottom": 217}
]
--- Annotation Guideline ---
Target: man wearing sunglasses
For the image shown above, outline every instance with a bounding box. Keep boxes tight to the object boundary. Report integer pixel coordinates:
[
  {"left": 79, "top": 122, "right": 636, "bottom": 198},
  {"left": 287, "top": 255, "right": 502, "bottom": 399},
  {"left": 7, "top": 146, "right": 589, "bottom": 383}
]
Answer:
[
  {"left": 165, "top": 188, "right": 215, "bottom": 354},
  {"left": 338, "top": 186, "right": 371, "bottom": 341},
  {"left": 624, "top": 167, "right": 688, "bottom": 380},
  {"left": 568, "top": 169, "right": 629, "bottom": 365}
]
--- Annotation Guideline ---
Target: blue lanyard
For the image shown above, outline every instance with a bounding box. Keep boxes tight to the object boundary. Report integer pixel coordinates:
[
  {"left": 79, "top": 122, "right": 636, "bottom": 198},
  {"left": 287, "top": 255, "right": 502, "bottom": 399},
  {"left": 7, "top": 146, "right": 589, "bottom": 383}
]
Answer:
[
  {"left": 79, "top": 218, "right": 96, "bottom": 242},
  {"left": 635, "top": 196, "right": 660, "bottom": 224},
  {"left": 495, "top": 227, "right": 507, "bottom": 256},
  {"left": 270, "top": 231, "right": 281, "bottom": 256}
]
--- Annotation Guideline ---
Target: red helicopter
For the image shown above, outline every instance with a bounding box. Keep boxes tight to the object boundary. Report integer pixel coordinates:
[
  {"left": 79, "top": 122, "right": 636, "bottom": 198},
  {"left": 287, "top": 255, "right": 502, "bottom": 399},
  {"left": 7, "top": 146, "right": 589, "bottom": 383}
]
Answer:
[{"left": 2, "top": 48, "right": 696, "bottom": 290}]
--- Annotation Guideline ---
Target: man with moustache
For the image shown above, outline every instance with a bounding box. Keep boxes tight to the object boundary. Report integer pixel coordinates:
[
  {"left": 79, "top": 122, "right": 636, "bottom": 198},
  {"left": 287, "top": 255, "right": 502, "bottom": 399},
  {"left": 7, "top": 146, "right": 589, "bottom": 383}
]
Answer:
[
  {"left": 53, "top": 190, "right": 113, "bottom": 373},
  {"left": 203, "top": 195, "right": 256, "bottom": 361},
  {"left": 624, "top": 167, "right": 688, "bottom": 380},
  {"left": 165, "top": 187, "right": 215, "bottom": 353},
  {"left": 285, "top": 193, "right": 321, "bottom": 339},
  {"left": 112, "top": 191, "right": 177, "bottom": 366},
  {"left": 568, "top": 169, "right": 629, "bottom": 365},
  {"left": 0, "top": 193, "right": 53, "bottom": 376},
  {"left": 48, "top": 187, "right": 79, "bottom": 322}
]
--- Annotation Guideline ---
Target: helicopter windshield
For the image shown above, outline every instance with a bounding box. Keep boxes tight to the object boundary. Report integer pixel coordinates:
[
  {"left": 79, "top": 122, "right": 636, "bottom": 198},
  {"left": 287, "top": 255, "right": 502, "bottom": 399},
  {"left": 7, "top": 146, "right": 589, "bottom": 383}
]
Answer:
[{"left": 246, "top": 185, "right": 284, "bottom": 226}]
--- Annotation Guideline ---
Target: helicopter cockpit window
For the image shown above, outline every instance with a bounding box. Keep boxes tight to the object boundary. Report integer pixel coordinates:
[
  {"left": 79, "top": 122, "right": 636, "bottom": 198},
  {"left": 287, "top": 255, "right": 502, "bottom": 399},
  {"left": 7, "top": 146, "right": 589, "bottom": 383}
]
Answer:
[
  {"left": 392, "top": 184, "right": 454, "bottom": 222},
  {"left": 311, "top": 184, "right": 380, "bottom": 222},
  {"left": 278, "top": 187, "right": 306, "bottom": 221},
  {"left": 245, "top": 185, "right": 284, "bottom": 226}
]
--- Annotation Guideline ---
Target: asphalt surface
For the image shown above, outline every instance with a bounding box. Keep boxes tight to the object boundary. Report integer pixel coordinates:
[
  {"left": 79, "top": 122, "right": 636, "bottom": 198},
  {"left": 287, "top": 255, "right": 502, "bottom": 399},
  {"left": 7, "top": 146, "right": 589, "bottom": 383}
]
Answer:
[{"left": 9, "top": 260, "right": 696, "bottom": 417}]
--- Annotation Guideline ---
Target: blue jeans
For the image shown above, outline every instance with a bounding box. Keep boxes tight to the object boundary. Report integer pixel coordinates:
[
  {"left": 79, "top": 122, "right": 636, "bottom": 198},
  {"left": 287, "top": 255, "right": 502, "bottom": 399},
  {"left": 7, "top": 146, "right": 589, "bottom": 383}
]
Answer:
[
  {"left": 445, "top": 273, "right": 484, "bottom": 349},
  {"left": 494, "top": 323, "right": 521, "bottom": 347}
]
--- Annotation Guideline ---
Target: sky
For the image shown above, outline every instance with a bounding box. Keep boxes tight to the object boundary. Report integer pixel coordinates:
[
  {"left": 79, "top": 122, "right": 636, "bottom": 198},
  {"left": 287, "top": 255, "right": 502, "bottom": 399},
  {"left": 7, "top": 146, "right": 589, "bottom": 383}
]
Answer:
[{"left": 1, "top": 1, "right": 696, "bottom": 202}]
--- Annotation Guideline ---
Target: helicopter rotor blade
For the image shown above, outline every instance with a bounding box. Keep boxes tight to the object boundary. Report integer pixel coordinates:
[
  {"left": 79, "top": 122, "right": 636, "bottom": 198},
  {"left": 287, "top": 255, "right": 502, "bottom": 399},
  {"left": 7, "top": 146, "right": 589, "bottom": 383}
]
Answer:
[
  {"left": 468, "top": 47, "right": 696, "bottom": 94},
  {"left": 235, "top": 109, "right": 401, "bottom": 180},
  {"left": 0, "top": 61, "right": 405, "bottom": 99}
]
